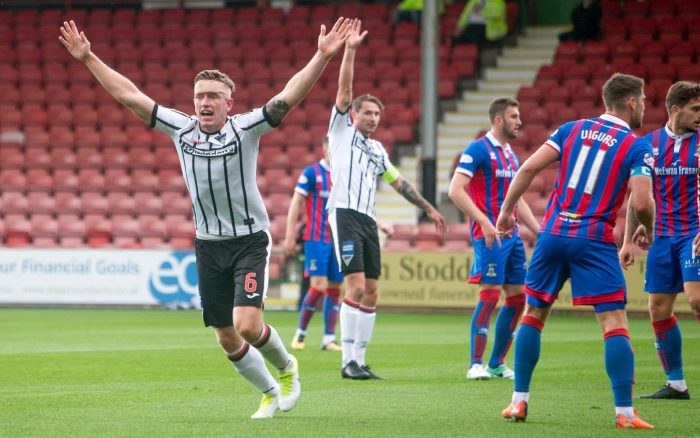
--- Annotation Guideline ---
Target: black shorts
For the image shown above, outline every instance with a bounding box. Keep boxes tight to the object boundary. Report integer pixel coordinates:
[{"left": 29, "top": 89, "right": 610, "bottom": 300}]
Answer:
[
  {"left": 329, "top": 208, "right": 381, "bottom": 279},
  {"left": 195, "top": 230, "right": 271, "bottom": 327}
]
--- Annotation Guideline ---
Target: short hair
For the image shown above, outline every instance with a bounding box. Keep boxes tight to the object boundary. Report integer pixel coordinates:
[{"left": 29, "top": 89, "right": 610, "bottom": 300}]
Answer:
[
  {"left": 194, "top": 69, "right": 235, "bottom": 93},
  {"left": 488, "top": 98, "right": 519, "bottom": 123},
  {"left": 352, "top": 94, "right": 385, "bottom": 113},
  {"left": 665, "top": 81, "right": 700, "bottom": 114},
  {"left": 601, "top": 73, "right": 644, "bottom": 111}
]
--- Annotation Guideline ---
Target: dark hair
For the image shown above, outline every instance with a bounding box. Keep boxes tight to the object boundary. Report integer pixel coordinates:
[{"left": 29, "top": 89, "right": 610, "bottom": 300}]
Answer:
[
  {"left": 194, "top": 69, "right": 235, "bottom": 93},
  {"left": 601, "top": 73, "right": 644, "bottom": 111},
  {"left": 352, "top": 94, "right": 385, "bottom": 112},
  {"left": 665, "top": 81, "right": 700, "bottom": 114},
  {"left": 488, "top": 97, "right": 519, "bottom": 123}
]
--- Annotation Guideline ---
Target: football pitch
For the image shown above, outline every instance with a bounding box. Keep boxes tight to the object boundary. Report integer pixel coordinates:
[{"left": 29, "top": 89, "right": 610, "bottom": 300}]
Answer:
[{"left": 0, "top": 308, "right": 697, "bottom": 437}]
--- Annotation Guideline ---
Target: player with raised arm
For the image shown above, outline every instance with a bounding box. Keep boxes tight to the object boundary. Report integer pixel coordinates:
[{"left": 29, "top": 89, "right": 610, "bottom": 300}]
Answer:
[
  {"left": 448, "top": 97, "right": 540, "bottom": 381},
  {"left": 620, "top": 81, "right": 700, "bottom": 400},
  {"left": 284, "top": 136, "right": 343, "bottom": 352},
  {"left": 496, "top": 73, "right": 655, "bottom": 429},
  {"left": 328, "top": 19, "right": 447, "bottom": 380},
  {"left": 60, "top": 18, "right": 351, "bottom": 419}
]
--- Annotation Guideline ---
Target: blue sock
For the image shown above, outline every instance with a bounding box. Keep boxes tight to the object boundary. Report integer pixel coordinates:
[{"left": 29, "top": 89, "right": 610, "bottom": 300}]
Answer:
[
  {"left": 323, "top": 289, "right": 340, "bottom": 336},
  {"left": 488, "top": 294, "right": 525, "bottom": 369},
  {"left": 470, "top": 289, "right": 500, "bottom": 366},
  {"left": 604, "top": 329, "right": 634, "bottom": 407},
  {"left": 652, "top": 316, "right": 684, "bottom": 381},
  {"left": 514, "top": 316, "right": 543, "bottom": 393}
]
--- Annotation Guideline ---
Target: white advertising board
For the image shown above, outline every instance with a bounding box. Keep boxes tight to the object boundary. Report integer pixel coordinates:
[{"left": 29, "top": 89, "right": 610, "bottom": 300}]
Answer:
[{"left": 0, "top": 249, "right": 199, "bottom": 306}]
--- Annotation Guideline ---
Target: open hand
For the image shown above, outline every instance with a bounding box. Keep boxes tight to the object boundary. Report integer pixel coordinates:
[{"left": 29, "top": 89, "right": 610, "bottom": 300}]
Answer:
[
  {"left": 317, "top": 17, "right": 352, "bottom": 57},
  {"left": 59, "top": 20, "right": 91, "bottom": 62},
  {"left": 346, "top": 18, "right": 368, "bottom": 49}
]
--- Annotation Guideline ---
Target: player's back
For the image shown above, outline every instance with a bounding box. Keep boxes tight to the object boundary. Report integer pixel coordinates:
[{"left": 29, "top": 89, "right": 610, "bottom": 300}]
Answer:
[
  {"left": 542, "top": 114, "right": 651, "bottom": 243},
  {"left": 297, "top": 161, "right": 332, "bottom": 243},
  {"left": 643, "top": 127, "right": 700, "bottom": 237}
]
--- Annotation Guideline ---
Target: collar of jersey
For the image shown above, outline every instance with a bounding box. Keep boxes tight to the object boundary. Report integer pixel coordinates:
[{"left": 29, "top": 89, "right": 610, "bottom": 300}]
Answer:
[
  {"left": 319, "top": 159, "right": 330, "bottom": 171},
  {"left": 600, "top": 113, "right": 630, "bottom": 129},
  {"left": 664, "top": 124, "right": 694, "bottom": 140},
  {"left": 486, "top": 130, "right": 510, "bottom": 150}
]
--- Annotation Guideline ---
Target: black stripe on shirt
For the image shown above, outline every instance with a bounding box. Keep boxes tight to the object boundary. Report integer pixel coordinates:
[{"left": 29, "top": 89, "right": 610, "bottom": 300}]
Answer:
[
  {"left": 347, "top": 131, "right": 357, "bottom": 207},
  {"left": 149, "top": 103, "right": 159, "bottom": 128},
  {"left": 178, "top": 127, "right": 199, "bottom": 226},
  {"left": 230, "top": 119, "right": 254, "bottom": 234},
  {"left": 222, "top": 155, "right": 237, "bottom": 237},
  {"left": 207, "top": 157, "right": 222, "bottom": 235},
  {"left": 191, "top": 153, "right": 209, "bottom": 233}
]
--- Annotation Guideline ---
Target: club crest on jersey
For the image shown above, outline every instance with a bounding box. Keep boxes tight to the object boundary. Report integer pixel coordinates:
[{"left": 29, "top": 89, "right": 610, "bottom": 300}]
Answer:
[
  {"left": 644, "top": 153, "right": 654, "bottom": 167},
  {"left": 309, "top": 259, "right": 318, "bottom": 272},
  {"left": 460, "top": 154, "right": 473, "bottom": 164},
  {"left": 486, "top": 263, "right": 497, "bottom": 277},
  {"left": 341, "top": 241, "right": 354, "bottom": 266},
  {"left": 214, "top": 132, "right": 227, "bottom": 143}
]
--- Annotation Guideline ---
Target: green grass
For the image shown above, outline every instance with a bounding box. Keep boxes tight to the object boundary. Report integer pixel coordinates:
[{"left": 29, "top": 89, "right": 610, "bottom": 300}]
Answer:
[{"left": 0, "top": 308, "right": 697, "bottom": 437}]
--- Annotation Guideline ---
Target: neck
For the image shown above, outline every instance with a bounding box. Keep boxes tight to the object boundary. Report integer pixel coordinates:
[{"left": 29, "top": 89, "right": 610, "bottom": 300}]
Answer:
[
  {"left": 490, "top": 128, "right": 508, "bottom": 146},
  {"left": 606, "top": 110, "right": 631, "bottom": 125},
  {"left": 667, "top": 119, "right": 690, "bottom": 136}
]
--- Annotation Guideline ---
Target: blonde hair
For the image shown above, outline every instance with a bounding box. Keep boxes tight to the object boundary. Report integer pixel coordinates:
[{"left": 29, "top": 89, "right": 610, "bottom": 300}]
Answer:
[{"left": 194, "top": 70, "right": 236, "bottom": 93}]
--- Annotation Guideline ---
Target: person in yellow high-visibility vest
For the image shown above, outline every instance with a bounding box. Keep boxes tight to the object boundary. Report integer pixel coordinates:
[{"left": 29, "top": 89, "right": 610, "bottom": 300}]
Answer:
[
  {"left": 453, "top": 0, "right": 507, "bottom": 47},
  {"left": 393, "top": 0, "right": 444, "bottom": 25}
]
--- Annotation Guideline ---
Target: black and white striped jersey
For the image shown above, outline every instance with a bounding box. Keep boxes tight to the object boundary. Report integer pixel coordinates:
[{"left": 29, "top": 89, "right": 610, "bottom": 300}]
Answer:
[
  {"left": 151, "top": 104, "right": 276, "bottom": 239},
  {"left": 327, "top": 105, "right": 393, "bottom": 219}
]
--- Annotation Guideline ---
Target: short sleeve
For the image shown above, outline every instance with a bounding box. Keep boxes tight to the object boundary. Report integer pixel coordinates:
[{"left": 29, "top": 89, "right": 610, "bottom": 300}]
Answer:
[
  {"left": 150, "top": 104, "right": 193, "bottom": 137},
  {"left": 455, "top": 141, "right": 485, "bottom": 178},
  {"left": 295, "top": 166, "right": 315, "bottom": 196},
  {"left": 376, "top": 141, "right": 393, "bottom": 174},
  {"left": 328, "top": 105, "right": 351, "bottom": 140},
  {"left": 232, "top": 107, "right": 275, "bottom": 138},
  {"left": 545, "top": 122, "right": 574, "bottom": 155},
  {"left": 627, "top": 137, "right": 654, "bottom": 175}
]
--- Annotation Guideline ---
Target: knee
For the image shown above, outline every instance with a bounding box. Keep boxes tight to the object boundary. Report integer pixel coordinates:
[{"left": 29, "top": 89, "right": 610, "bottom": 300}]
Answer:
[{"left": 234, "top": 320, "right": 262, "bottom": 343}]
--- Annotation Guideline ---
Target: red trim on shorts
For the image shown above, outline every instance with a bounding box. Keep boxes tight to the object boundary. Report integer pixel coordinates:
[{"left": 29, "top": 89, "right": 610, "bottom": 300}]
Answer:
[
  {"left": 227, "top": 342, "right": 250, "bottom": 362},
  {"left": 479, "top": 288, "right": 501, "bottom": 302},
  {"left": 468, "top": 273, "right": 481, "bottom": 284},
  {"left": 524, "top": 285, "right": 556, "bottom": 303},
  {"left": 652, "top": 315, "right": 678, "bottom": 334},
  {"left": 325, "top": 288, "right": 341, "bottom": 298},
  {"left": 521, "top": 315, "right": 544, "bottom": 331},
  {"left": 571, "top": 288, "right": 625, "bottom": 305},
  {"left": 359, "top": 305, "right": 376, "bottom": 314},
  {"left": 504, "top": 293, "right": 526, "bottom": 307},
  {"left": 604, "top": 328, "right": 629, "bottom": 340},
  {"left": 342, "top": 298, "right": 360, "bottom": 308}
]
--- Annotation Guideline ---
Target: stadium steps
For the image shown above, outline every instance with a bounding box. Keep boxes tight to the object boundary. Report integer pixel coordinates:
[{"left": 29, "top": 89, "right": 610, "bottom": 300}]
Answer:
[
  {"left": 374, "top": 25, "right": 566, "bottom": 227},
  {"left": 435, "top": 25, "right": 568, "bottom": 200}
]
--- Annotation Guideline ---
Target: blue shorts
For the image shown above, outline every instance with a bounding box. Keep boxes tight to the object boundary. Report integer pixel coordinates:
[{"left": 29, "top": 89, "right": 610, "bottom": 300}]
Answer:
[
  {"left": 645, "top": 235, "right": 700, "bottom": 293},
  {"left": 469, "top": 236, "right": 526, "bottom": 285},
  {"left": 525, "top": 233, "right": 626, "bottom": 306},
  {"left": 304, "top": 240, "right": 343, "bottom": 283}
]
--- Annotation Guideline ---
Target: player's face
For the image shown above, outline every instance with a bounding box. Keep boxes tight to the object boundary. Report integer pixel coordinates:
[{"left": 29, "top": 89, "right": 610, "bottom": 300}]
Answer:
[
  {"left": 499, "top": 106, "right": 521, "bottom": 139},
  {"left": 629, "top": 93, "right": 645, "bottom": 129},
  {"left": 352, "top": 101, "right": 382, "bottom": 136},
  {"left": 672, "top": 97, "right": 700, "bottom": 134},
  {"left": 193, "top": 80, "right": 233, "bottom": 133}
]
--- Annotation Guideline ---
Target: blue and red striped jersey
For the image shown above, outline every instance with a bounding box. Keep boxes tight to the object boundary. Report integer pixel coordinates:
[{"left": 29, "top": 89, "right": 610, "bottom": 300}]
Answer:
[
  {"left": 295, "top": 160, "right": 332, "bottom": 243},
  {"left": 455, "top": 131, "right": 521, "bottom": 240},
  {"left": 643, "top": 126, "right": 700, "bottom": 236},
  {"left": 541, "top": 113, "right": 653, "bottom": 243}
]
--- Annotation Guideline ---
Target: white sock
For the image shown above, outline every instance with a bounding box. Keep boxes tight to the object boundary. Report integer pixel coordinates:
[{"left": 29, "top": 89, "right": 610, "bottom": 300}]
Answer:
[
  {"left": 340, "top": 302, "right": 358, "bottom": 366},
  {"left": 512, "top": 391, "right": 529, "bottom": 404},
  {"left": 295, "top": 328, "right": 306, "bottom": 337},
  {"left": 322, "top": 334, "right": 336, "bottom": 345},
  {"left": 228, "top": 344, "right": 279, "bottom": 396},
  {"left": 254, "top": 324, "right": 291, "bottom": 371},
  {"left": 615, "top": 407, "right": 635, "bottom": 418},
  {"left": 668, "top": 379, "right": 687, "bottom": 392},
  {"left": 354, "top": 308, "right": 376, "bottom": 366}
]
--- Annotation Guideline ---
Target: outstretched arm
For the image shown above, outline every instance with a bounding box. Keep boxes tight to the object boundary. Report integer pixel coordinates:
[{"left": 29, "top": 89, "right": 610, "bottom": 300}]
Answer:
[
  {"left": 265, "top": 17, "right": 352, "bottom": 125},
  {"left": 390, "top": 176, "right": 447, "bottom": 236},
  {"left": 336, "top": 19, "right": 367, "bottom": 112},
  {"left": 59, "top": 20, "right": 154, "bottom": 124}
]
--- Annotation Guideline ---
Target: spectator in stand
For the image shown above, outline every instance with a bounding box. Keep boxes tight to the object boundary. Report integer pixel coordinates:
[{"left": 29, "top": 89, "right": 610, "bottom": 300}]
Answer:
[
  {"left": 392, "top": 0, "right": 444, "bottom": 25},
  {"left": 558, "top": 0, "right": 602, "bottom": 42},
  {"left": 452, "top": 0, "right": 507, "bottom": 48}
]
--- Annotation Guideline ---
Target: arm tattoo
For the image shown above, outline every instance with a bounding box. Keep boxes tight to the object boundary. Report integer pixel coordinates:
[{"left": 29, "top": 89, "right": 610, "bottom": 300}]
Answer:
[
  {"left": 265, "top": 99, "right": 290, "bottom": 125},
  {"left": 398, "top": 179, "right": 431, "bottom": 211}
]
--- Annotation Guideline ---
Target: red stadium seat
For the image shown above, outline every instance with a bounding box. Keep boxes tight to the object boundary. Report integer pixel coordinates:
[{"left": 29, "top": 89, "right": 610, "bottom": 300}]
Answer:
[{"left": 80, "top": 192, "right": 109, "bottom": 215}]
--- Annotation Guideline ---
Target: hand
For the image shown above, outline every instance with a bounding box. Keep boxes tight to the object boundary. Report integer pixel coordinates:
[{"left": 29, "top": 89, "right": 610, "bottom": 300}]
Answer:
[
  {"left": 618, "top": 243, "right": 635, "bottom": 270},
  {"left": 59, "top": 20, "right": 91, "bottom": 62},
  {"left": 346, "top": 18, "right": 368, "bottom": 49},
  {"left": 495, "top": 212, "right": 514, "bottom": 240},
  {"left": 632, "top": 225, "right": 652, "bottom": 251},
  {"left": 428, "top": 209, "right": 448, "bottom": 237},
  {"left": 283, "top": 237, "right": 296, "bottom": 256},
  {"left": 317, "top": 17, "right": 352, "bottom": 57},
  {"left": 693, "top": 232, "right": 700, "bottom": 257},
  {"left": 481, "top": 220, "right": 502, "bottom": 249},
  {"left": 379, "top": 223, "right": 394, "bottom": 237}
]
